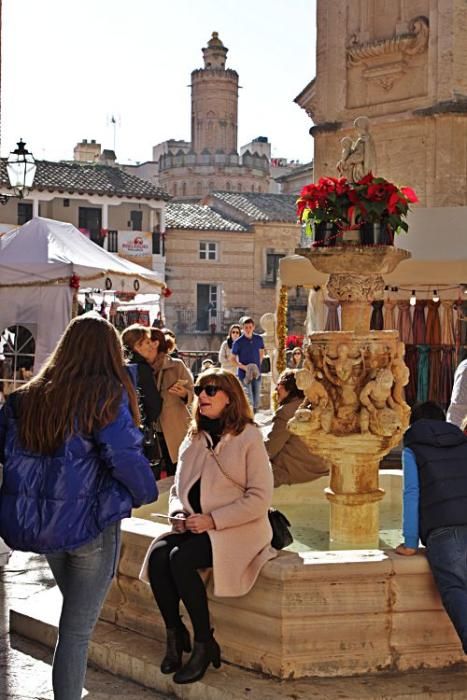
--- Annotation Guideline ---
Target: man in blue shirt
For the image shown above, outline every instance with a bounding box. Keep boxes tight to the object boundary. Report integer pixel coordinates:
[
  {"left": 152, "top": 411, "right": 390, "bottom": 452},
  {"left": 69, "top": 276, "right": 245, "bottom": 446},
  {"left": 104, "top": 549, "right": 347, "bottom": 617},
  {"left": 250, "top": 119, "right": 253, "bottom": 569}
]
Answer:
[
  {"left": 231, "top": 317, "right": 264, "bottom": 412},
  {"left": 396, "top": 400, "right": 467, "bottom": 653}
]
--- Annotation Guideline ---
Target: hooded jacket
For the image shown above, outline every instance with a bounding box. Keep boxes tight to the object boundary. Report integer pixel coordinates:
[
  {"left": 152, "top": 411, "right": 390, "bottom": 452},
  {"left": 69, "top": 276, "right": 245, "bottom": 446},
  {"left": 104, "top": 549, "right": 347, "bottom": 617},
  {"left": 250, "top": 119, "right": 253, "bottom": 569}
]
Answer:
[
  {"left": 0, "top": 391, "right": 158, "bottom": 553},
  {"left": 404, "top": 419, "right": 467, "bottom": 544}
]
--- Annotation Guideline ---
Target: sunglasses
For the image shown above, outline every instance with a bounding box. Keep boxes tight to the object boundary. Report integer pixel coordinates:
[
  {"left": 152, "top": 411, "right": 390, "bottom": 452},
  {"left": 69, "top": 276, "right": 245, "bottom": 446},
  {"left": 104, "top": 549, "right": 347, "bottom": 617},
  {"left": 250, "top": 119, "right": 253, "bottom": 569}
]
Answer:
[{"left": 194, "top": 384, "right": 222, "bottom": 397}]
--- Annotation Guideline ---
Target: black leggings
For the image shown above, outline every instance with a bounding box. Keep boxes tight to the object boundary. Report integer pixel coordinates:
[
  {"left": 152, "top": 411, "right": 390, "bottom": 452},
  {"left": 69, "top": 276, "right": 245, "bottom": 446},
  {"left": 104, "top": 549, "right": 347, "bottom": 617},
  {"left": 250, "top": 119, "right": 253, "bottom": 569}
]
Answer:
[{"left": 148, "top": 532, "right": 213, "bottom": 642}]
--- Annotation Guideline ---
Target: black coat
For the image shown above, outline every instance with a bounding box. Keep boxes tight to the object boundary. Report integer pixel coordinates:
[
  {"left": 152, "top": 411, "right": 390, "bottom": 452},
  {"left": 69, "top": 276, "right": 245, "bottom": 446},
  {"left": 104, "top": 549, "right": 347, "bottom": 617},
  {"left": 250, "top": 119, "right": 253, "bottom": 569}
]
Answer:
[
  {"left": 404, "top": 419, "right": 467, "bottom": 544},
  {"left": 128, "top": 352, "right": 162, "bottom": 425}
]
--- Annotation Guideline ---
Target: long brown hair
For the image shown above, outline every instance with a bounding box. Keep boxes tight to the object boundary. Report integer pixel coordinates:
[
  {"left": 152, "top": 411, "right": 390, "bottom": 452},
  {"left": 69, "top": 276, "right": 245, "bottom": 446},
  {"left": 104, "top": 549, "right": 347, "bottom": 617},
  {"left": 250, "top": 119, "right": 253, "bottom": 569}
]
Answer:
[
  {"left": 150, "top": 327, "right": 175, "bottom": 354},
  {"left": 15, "top": 314, "right": 140, "bottom": 454},
  {"left": 190, "top": 367, "right": 254, "bottom": 436},
  {"left": 121, "top": 324, "right": 150, "bottom": 354}
]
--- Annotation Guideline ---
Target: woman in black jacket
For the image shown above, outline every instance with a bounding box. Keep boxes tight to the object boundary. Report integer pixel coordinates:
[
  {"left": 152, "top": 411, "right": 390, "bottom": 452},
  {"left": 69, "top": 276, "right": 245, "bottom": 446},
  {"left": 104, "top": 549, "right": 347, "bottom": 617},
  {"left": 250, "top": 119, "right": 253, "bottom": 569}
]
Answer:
[{"left": 122, "top": 325, "right": 163, "bottom": 472}]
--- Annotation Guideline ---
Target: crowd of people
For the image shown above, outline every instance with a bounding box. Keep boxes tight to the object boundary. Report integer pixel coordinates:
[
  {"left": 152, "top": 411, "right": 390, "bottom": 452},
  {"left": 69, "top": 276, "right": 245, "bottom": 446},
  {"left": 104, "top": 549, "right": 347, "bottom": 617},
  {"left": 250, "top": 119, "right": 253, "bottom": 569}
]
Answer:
[{"left": 0, "top": 311, "right": 467, "bottom": 695}]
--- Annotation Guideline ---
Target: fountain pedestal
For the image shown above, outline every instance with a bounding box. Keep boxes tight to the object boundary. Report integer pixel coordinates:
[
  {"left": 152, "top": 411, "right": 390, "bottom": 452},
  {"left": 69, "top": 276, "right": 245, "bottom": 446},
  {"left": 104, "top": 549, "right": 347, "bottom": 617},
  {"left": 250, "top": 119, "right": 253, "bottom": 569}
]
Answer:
[{"left": 290, "top": 246, "right": 411, "bottom": 549}]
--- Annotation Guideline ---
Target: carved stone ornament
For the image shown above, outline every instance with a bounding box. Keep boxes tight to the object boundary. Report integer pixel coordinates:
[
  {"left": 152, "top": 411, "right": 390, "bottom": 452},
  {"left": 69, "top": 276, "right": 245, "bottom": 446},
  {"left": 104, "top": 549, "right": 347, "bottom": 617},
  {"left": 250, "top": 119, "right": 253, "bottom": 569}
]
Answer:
[
  {"left": 347, "top": 16, "right": 429, "bottom": 92},
  {"left": 327, "top": 273, "right": 385, "bottom": 303}
]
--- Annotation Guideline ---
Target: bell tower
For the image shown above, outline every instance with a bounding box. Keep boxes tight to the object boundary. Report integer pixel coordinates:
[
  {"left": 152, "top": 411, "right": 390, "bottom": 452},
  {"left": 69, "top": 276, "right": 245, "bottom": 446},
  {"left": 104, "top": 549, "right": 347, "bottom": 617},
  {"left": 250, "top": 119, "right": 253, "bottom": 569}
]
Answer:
[{"left": 191, "top": 32, "right": 239, "bottom": 155}]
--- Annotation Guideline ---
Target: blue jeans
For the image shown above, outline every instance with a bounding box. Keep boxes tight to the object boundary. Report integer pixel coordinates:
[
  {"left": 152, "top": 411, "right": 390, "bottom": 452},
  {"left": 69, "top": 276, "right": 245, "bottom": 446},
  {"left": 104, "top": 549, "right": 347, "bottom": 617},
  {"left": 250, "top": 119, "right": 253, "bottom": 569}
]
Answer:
[
  {"left": 243, "top": 376, "right": 262, "bottom": 412},
  {"left": 426, "top": 524, "right": 467, "bottom": 653},
  {"left": 46, "top": 521, "right": 121, "bottom": 700}
]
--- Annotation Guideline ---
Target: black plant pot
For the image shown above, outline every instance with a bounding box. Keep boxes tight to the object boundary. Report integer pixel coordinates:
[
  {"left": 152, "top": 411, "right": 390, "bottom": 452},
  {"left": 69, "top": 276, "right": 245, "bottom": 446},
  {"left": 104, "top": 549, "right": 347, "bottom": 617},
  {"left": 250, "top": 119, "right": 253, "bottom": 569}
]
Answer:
[
  {"left": 313, "top": 222, "right": 338, "bottom": 247},
  {"left": 360, "top": 222, "right": 376, "bottom": 245},
  {"left": 360, "top": 222, "right": 395, "bottom": 245},
  {"left": 377, "top": 224, "right": 394, "bottom": 245}
]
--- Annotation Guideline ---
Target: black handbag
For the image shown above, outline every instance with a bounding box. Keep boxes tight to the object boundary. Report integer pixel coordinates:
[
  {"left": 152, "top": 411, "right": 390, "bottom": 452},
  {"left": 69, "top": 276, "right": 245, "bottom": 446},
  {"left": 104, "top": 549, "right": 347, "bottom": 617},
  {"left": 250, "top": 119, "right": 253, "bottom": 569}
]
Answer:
[
  {"left": 268, "top": 508, "right": 293, "bottom": 550},
  {"left": 206, "top": 440, "right": 293, "bottom": 550}
]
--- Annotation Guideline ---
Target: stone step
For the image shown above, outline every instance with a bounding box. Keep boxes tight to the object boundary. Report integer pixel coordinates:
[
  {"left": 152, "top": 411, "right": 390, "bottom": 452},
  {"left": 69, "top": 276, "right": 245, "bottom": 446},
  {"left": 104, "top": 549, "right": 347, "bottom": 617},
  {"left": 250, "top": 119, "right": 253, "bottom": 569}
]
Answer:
[{"left": 9, "top": 586, "right": 467, "bottom": 700}]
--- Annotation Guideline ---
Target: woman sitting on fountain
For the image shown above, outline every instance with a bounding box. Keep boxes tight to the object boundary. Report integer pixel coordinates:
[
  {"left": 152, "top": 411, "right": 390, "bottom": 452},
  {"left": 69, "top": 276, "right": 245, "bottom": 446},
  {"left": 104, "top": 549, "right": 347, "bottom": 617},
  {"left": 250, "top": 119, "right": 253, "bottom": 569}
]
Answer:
[
  {"left": 142, "top": 368, "right": 276, "bottom": 684},
  {"left": 265, "top": 369, "right": 329, "bottom": 487}
]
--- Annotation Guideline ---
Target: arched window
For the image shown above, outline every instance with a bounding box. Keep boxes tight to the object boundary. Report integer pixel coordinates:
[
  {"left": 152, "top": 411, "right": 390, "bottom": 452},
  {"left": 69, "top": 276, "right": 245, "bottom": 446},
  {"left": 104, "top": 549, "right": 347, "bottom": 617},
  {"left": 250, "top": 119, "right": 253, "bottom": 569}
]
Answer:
[
  {"left": 238, "top": 182, "right": 242, "bottom": 192},
  {"left": 196, "top": 181, "right": 202, "bottom": 195},
  {"left": 182, "top": 182, "right": 187, "bottom": 196},
  {"left": 0, "top": 324, "right": 36, "bottom": 399},
  {"left": 226, "top": 181, "right": 231, "bottom": 191},
  {"left": 173, "top": 183, "right": 177, "bottom": 196},
  {"left": 251, "top": 184, "right": 255, "bottom": 192}
]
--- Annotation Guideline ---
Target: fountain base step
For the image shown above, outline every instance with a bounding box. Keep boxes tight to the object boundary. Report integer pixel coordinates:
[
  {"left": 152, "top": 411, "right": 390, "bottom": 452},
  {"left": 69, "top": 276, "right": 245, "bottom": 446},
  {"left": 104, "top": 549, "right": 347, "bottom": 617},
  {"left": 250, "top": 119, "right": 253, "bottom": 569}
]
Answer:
[{"left": 9, "top": 585, "right": 467, "bottom": 699}]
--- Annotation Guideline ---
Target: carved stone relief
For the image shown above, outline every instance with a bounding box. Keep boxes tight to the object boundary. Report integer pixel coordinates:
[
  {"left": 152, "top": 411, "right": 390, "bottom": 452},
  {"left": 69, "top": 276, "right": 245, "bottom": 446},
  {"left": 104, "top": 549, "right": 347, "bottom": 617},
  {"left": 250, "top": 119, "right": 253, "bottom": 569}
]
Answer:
[
  {"left": 290, "top": 336, "right": 409, "bottom": 440},
  {"left": 346, "top": 16, "right": 429, "bottom": 105}
]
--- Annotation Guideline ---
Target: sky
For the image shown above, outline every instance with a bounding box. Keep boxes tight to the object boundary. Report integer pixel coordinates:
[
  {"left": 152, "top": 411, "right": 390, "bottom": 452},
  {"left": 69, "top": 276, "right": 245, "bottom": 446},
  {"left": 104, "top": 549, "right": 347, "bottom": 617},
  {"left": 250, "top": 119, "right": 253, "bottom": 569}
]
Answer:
[{"left": 1, "top": 0, "right": 316, "bottom": 165}]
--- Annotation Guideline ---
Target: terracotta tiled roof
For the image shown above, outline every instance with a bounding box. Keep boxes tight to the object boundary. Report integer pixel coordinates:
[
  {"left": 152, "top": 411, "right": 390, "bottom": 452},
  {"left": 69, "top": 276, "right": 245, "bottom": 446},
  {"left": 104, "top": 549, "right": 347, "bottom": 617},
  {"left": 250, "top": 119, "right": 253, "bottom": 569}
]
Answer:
[
  {"left": 209, "top": 192, "right": 297, "bottom": 222},
  {"left": 165, "top": 203, "right": 249, "bottom": 231},
  {"left": 0, "top": 159, "right": 170, "bottom": 201}
]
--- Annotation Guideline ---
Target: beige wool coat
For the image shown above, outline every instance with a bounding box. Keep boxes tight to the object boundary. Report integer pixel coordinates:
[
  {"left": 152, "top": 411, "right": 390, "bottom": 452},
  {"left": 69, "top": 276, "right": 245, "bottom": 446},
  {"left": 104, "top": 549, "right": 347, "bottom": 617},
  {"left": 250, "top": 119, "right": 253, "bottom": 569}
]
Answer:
[
  {"left": 265, "top": 396, "right": 329, "bottom": 487},
  {"left": 154, "top": 354, "right": 194, "bottom": 463},
  {"left": 141, "top": 423, "right": 277, "bottom": 598}
]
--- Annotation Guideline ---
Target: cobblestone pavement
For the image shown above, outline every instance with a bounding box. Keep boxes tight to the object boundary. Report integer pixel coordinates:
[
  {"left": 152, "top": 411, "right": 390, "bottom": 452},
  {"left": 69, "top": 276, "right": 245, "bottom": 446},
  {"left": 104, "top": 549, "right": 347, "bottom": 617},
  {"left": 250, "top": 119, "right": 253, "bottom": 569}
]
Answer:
[{"left": 0, "top": 551, "right": 168, "bottom": 700}]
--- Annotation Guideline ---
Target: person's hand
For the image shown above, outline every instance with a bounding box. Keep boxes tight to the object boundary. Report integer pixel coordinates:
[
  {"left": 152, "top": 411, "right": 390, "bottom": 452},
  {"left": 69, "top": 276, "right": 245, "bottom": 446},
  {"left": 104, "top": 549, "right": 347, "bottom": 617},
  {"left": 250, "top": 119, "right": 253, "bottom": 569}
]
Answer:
[
  {"left": 395, "top": 543, "right": 418, "bottom": 556},
  {"left": 186, "top": 514, "right": 215, "bottom": 534},
  {"left": 169, "top": 513, "right": 187, "bottom": 533},
  {"left": 168, "top": 382, "right": 188, "bottom": 399}
]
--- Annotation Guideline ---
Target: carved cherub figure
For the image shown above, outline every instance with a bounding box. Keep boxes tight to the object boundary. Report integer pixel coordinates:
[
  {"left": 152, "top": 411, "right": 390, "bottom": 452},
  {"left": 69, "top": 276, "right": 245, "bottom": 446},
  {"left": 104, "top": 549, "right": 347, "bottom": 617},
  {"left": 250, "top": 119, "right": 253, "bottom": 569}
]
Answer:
[
  {"left": 323, "top": 344, "right": 364, "bottom": 384},
  {"left": 336, "top": 136, "right": 353, "bottom": 179},
  {"left": 359, "top": 368, "right": 399, "bottom": 435},
  {"left": 295, "top": 361, "right": 333, "bottom": 433},
  {"left": 390, "top": 341, "right": 410, "bottom": 404}
]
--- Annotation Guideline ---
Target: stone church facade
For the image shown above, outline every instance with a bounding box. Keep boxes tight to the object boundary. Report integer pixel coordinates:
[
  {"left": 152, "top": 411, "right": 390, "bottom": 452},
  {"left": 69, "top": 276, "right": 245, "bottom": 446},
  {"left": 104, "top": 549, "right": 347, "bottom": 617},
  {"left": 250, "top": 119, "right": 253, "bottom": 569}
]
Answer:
[
  {"left": 296, "top": 0, "right": 467, "bottom": 208},
  {"left": 156, "top": 32, "right": 270, "bottom": 200}
]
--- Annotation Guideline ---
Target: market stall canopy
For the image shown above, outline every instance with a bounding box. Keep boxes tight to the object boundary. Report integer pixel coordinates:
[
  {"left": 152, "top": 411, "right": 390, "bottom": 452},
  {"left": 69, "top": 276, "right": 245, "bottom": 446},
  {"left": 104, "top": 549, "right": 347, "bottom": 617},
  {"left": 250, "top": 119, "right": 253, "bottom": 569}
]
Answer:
[{"left": 0, "top": 216, "right": 165, "bottom": 294}]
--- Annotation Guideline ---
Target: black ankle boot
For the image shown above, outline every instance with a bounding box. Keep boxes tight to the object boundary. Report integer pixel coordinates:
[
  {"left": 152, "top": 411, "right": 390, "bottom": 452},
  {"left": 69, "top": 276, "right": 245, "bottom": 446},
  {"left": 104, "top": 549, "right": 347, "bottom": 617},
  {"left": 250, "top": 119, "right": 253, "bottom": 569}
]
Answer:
[
  {"left": 160, "top": 622, "right": 191, "bottom": 674},
  {"left": 173, "top": 630, "right": 221, "bottom": 684}
]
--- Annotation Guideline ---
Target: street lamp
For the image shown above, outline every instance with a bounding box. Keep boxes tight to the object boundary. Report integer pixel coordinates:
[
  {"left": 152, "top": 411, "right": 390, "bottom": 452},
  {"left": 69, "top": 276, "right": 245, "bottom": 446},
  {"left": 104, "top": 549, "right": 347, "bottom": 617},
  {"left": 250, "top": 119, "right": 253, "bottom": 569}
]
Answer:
[{"left": 5, "top": 139, "right": 37, "bottom": 198}]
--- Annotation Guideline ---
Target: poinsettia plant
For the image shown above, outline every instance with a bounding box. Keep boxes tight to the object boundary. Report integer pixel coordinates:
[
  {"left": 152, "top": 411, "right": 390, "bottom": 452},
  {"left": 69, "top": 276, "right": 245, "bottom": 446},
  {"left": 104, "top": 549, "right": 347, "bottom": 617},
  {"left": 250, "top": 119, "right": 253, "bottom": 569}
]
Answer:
[
  {"left": 297, "top": 177, "right": 352, "bottom": 236},
  {"left": 348, "top": 173, "right": 418, "bottom": 234},
  {"left": 297, "top": 173, "right": 418, "bottom": 236}
]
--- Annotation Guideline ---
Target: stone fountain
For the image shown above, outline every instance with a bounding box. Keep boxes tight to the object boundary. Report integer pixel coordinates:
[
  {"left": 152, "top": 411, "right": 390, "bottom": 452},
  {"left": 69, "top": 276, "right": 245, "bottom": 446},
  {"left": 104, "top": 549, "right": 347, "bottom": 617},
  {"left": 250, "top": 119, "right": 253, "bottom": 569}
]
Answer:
[{"left": 289, "top": 244, "right": 412, "bottom": 548}]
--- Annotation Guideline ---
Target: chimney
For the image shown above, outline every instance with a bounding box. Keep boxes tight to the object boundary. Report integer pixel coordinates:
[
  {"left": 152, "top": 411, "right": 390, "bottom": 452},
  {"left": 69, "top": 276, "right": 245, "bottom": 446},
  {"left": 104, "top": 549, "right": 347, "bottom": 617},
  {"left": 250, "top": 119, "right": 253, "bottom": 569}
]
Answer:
[{"left": 73, "top": 139, "right": 101, "bottom": 162}]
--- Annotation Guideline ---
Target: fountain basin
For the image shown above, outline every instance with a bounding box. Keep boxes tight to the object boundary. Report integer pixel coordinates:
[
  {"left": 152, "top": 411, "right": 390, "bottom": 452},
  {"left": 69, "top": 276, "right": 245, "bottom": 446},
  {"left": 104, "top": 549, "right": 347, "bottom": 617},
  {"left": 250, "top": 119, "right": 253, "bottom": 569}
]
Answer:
[
  {"left": 296, "top": 245, "right": 411, "bottom": 275},
  {"left": 99, "top": 473, "right": 465, "bottom": 679}
]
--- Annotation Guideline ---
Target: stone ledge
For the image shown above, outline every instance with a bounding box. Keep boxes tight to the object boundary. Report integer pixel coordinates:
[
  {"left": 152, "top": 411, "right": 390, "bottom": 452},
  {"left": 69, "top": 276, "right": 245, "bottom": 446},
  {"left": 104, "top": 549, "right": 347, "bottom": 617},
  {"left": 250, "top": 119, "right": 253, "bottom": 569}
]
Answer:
[{"left": 9, "top": 586, "right": 467, "bottom": 700}]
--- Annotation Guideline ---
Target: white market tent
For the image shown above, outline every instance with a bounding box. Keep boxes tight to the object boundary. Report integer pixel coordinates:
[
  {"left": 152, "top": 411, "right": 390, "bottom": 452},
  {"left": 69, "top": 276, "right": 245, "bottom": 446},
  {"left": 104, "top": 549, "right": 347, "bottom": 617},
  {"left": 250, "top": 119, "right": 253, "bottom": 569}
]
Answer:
[{"left": 0, "top": 217, "right": 165, "bottom": 372}]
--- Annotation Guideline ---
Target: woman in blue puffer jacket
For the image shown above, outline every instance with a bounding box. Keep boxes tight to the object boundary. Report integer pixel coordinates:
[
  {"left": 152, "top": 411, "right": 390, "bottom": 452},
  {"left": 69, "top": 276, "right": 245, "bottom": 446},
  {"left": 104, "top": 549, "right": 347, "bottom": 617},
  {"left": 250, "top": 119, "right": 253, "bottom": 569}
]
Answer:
[{"left": 0, "top": 313, "right": 158, "bottom": 700}]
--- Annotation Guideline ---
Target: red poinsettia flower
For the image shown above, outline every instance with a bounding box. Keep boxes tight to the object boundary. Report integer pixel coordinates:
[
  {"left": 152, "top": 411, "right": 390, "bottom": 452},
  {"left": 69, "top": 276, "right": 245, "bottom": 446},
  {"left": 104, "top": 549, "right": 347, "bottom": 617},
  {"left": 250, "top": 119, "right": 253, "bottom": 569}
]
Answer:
[{"left": 400, "top": 186, "right": 418, "bottom": 203}]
